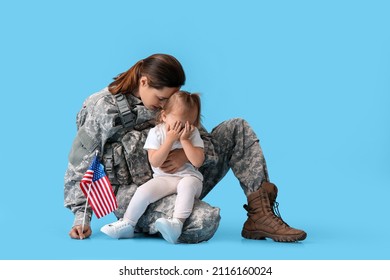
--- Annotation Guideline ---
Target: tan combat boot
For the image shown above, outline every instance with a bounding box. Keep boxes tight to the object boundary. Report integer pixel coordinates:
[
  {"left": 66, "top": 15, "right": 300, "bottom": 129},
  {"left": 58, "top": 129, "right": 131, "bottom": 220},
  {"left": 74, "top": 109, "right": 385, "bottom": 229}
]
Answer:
[{"left": 241, "top": 182, "right": 307, "bottom": 242}]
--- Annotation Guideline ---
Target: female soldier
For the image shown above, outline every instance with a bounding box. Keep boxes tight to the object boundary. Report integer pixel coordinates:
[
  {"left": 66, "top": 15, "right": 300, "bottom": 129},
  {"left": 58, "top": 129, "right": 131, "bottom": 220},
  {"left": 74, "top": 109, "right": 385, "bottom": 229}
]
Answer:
[{"left": 64, "top": 53, "right": 306, "bottom": 243}]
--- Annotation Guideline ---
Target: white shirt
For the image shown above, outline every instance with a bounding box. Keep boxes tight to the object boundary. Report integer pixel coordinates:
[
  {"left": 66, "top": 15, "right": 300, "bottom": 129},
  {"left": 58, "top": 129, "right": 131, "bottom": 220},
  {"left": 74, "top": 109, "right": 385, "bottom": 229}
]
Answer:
[{"left": 144, "top": 123, "right": 204, "bottom": 180}]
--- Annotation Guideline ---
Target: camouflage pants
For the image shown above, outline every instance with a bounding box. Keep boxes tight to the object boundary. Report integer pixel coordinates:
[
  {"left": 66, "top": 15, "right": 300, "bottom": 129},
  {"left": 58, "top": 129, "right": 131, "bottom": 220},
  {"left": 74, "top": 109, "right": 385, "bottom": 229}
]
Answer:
[
  {"left": 114, "top": 118, "right": 269, "bottom": 243},
  {"left": 199, "top": 118, "right": 269, "bottom": 198}
]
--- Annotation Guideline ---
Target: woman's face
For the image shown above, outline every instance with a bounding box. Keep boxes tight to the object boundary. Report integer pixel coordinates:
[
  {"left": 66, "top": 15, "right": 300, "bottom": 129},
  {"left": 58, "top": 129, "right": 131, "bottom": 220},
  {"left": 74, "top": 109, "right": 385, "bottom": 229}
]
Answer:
[{"left": 136, "top": 76, "right": 179, "bottom": 111}]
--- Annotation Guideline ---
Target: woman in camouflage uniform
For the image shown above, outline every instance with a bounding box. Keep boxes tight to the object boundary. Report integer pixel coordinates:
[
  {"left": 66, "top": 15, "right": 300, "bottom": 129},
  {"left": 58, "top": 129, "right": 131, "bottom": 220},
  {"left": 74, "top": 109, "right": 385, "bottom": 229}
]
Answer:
[{"left": 65, "top": 53, "right": 306, "bottom": 243}]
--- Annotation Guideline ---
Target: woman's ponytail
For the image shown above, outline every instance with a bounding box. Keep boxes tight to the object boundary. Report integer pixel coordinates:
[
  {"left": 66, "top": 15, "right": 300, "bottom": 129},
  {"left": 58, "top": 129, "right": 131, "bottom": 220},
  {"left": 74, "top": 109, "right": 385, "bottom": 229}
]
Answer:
[
  {"left": 108, "top": 54, "right": 185, "bottom": 96},
  {"left": 108, "top": 60, "right": 143, "bottom": 95}
]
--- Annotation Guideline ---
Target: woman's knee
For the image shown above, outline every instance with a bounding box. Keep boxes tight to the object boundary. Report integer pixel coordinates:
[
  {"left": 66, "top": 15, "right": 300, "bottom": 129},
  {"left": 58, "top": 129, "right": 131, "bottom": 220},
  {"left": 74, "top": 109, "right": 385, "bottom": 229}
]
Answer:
[
  {"left": 224, "top": 118, "right": 249, "bottom": 128},
  {"left": 212, "top": 117, "right": 256, "bottom": 141},
  {"left": 178, "top": 200, "right": 221, "bottom": 243}
]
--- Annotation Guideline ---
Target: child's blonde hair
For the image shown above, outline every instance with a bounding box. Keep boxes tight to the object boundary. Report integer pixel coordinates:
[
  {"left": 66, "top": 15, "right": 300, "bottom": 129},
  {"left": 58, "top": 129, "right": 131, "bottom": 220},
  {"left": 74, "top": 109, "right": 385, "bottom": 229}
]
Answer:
[{"left": 157, "top": 91, "right": 201, "bottom": 127}]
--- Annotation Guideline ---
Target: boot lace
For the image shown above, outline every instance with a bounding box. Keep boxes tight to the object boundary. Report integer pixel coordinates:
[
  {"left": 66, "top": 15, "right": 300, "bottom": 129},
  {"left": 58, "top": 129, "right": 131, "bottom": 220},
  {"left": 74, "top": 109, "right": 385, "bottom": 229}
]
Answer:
[
  {"left": 243, "top": 193, "right": 290, "bottom": 228},
  {"left": 272, "top": 201, "right": 290, "bottom": 227}
]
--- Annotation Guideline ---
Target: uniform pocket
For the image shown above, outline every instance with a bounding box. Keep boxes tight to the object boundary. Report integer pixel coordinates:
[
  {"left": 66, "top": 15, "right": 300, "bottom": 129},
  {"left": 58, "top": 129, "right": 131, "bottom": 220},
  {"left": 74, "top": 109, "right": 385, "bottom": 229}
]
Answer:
[
  {"left": 121, "top": 130, "right": 153, "bottom": 186},
  {"left": 103, "top": 142, "right": 132, "bottom": 185},
  {"left": 68, "top": 127, "right": 99, "bottom": 166}
]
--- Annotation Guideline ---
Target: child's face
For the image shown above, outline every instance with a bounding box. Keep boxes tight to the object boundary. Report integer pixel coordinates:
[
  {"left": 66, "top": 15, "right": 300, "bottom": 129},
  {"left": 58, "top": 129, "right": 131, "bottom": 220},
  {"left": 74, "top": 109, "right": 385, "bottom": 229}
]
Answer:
[
  {"left": 137, "top": 77, "right": 179, "bottom": 111},
  {"left": 162, "top": 107, "right": 197, "bottom": 129}
]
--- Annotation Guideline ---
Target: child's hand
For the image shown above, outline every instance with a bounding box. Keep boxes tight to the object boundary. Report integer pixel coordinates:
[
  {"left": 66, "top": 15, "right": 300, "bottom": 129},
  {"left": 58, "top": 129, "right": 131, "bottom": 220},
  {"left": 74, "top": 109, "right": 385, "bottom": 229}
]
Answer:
[
  {"left": 180, "top": 121, "right": 195, "bottom": 141},
  {"left": 166, "top": 121, "right": 182, "bottom": 142}
]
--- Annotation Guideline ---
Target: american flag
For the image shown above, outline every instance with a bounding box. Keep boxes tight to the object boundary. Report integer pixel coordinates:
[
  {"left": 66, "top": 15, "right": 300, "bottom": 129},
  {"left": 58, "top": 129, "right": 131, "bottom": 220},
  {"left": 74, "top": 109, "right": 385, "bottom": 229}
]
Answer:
[{"left": 80, "top": 156, "right": 118, "bottom": 218}]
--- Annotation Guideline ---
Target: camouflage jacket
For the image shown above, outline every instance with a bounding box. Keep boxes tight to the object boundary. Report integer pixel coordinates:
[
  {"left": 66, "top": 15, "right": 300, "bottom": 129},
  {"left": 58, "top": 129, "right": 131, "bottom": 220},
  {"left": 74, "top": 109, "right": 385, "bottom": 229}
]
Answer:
[{"left": 64, "top": 87, "right": 218, "bottom": 227}]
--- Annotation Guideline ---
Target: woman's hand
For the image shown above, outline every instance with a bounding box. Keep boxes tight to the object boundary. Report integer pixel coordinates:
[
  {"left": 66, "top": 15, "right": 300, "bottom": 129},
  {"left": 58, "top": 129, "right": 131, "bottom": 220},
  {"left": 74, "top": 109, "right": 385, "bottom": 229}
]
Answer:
[
  {"left": 160, "top": 149, "right": 188, "bottom": 173},
  {"left": 69, "top": 225, "right": 92, "bottom": 240}
]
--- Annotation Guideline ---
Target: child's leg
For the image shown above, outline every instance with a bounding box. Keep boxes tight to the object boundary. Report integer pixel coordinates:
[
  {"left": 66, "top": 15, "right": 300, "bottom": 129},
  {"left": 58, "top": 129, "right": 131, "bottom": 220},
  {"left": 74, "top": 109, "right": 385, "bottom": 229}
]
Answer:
[
  {"left": 101, "top": 176, "right": 179, "bottom": 239},
  {"left": 124, "top": 176, "right": 180, "bottom": 225},
  {"left": 173, "top": 176, "right": 203, "bottom": 221},
  {"left": 155, "top": 176, "right": 202, "bottom": 244}
]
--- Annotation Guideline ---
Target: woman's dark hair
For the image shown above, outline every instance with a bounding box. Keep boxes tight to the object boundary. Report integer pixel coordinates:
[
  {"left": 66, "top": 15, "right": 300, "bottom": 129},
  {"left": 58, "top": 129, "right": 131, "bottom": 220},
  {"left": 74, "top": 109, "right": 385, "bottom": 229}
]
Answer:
[{"left": 108, "top": 54, "right": 186, "bottom": 95}]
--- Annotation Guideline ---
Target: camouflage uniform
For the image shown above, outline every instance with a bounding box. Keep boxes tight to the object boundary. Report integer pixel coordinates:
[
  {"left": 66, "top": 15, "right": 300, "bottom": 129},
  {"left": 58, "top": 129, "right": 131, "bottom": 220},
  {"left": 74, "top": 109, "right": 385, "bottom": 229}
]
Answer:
[{"left": 64, "top": 87, "right": 269, "bottom": 243}]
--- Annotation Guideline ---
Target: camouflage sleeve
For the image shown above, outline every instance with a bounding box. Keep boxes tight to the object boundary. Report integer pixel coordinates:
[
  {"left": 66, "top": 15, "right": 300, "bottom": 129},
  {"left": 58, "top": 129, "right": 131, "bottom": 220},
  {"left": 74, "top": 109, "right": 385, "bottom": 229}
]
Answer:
[
  {"left": 64, "top": 164, "right": 93, "bottom": 227},
  {"left": 64, "top": 89, "right": 120, "bottom": 227},
  {"left": 198, "top": 125, "right": 218, "bottom": 167}
]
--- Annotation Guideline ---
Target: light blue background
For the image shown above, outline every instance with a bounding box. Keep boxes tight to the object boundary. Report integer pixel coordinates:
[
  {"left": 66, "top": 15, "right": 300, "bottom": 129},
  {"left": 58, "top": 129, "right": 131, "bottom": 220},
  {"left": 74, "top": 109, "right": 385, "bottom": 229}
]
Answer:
[{"left": 0, "top": 0, "right": 389, "bottom": 260}]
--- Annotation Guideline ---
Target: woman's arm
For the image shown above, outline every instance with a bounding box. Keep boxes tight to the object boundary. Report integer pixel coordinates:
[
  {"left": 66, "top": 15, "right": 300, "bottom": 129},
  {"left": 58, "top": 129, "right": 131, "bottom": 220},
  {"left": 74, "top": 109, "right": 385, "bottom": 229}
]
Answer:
[
  {"left": 65, "top": 90, "right": 122, "bottom": 239},
  {"left": 148, "top": 140, "right": 175, "bottom": 168},
  {"left": 159, "top": 149, "right": 188, "bottom": 173}
]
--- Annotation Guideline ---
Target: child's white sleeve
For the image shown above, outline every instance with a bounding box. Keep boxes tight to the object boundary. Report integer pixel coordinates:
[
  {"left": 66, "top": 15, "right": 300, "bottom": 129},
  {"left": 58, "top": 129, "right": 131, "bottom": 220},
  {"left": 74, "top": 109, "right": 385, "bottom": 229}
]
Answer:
[
  {"left": 143, "top": 127, "right": 161, "bottom": 150},
  {"left": 190, "top": 128, "right": 205, "bottom": 148}
]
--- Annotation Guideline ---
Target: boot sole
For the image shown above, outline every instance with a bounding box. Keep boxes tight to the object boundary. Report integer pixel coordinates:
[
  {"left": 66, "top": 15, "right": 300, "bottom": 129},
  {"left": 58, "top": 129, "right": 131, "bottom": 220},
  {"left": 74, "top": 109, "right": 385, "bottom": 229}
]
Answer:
[{"left": 241, "top": 229, "right": 307, "bottom": 242}]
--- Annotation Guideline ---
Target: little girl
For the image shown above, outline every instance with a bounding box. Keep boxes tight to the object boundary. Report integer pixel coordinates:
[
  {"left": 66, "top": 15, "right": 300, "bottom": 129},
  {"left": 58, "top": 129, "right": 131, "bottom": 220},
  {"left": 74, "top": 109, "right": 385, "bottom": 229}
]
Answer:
[{"left": 101, "top": 91, "right": 204, "bottom": 244}]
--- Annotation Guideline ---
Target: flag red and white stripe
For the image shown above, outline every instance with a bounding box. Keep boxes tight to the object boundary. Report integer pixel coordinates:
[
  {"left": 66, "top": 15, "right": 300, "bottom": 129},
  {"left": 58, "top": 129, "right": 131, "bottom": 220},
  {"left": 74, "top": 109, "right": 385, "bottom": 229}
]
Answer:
[{"left": 80, "top": 156, "right": 117, "bottom": 218}]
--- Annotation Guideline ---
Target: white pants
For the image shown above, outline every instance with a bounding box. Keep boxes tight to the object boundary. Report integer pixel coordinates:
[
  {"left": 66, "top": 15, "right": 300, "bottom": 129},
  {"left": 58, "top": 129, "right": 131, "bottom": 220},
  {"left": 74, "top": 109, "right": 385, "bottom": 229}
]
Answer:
[{"left": 124, "top": 176, "right": 202, "bottom": 226}]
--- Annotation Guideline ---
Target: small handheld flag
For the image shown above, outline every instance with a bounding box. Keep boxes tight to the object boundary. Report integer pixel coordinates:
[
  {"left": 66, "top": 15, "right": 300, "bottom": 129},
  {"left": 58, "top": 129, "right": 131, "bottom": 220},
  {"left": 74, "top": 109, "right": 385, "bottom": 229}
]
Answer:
[{"left": 80, "top": 153, "right": 118, "bottom": 220}]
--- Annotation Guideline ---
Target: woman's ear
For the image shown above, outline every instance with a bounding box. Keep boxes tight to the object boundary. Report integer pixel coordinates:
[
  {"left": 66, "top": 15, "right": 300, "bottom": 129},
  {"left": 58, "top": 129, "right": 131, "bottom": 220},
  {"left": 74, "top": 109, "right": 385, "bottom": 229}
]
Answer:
[{"left": 139, "top": 76, "right": 148, "bottom": 87}]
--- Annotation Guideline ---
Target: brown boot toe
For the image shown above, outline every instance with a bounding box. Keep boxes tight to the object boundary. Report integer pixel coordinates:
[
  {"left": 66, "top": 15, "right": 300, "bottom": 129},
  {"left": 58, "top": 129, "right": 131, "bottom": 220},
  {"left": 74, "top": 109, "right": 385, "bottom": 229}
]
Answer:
[{"left": 272, "top": 228, "right": 307, "bottom": 242}]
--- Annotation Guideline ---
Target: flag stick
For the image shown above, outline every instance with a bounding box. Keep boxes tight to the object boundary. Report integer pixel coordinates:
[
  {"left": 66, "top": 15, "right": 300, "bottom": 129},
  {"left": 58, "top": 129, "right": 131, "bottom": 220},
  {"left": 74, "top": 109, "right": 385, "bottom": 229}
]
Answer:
[
  {"left": 81, "top": 150, "right": 99, "bottom": 238},
  {"left": 81, "top": 185, "right": 92, "bottom": 238}
]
